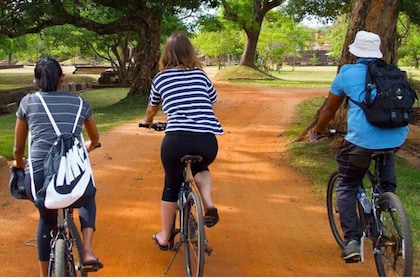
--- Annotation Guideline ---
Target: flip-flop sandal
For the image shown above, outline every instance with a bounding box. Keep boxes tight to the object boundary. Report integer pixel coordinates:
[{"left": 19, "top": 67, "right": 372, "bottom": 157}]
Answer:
[
  {"left": 204, "top": 208, "right": 219, "bottom": 227},
  {"left": 152, "top": 233, "right": 169, "bottom": 251}
]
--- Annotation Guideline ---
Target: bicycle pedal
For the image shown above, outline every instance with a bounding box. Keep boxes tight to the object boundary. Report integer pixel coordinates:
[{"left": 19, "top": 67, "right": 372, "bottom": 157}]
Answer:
[
  {"left": 205, "top": 246, "right": 213, "bottom": 256},
  {"left": 82, "top": 262, "right": 103, "bottom": 272}
]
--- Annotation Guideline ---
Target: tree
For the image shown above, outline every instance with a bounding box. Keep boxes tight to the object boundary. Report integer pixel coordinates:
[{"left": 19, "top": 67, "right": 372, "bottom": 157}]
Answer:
[
  {"left": 258, "top": 10, "right": 312, "bottom": 71},
  {"left": 220, "top": 0, "right": 283, "bottom": 67},
  {"left": 398, "top": 16, "right": 420, "bottom": 69},
  {"left": 193, "top": 30, "right": 243, "bottom": 69},
  {"left": 0, "top": 0, "right": 218, "bottom": 96}
]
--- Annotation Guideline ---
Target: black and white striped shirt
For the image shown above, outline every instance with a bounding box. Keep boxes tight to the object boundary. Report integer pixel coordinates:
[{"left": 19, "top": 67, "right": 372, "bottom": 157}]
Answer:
[
  {"left": 16, "top": 91, "right": 93, "bottom": 173},
  {"left": 149, "top": 68, "right": 223, "bottom": 135}
]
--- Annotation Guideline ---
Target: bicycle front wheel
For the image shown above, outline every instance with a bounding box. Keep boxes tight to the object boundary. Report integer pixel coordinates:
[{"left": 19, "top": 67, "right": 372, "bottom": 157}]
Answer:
[
  {"left": 326, "top": 171, "right": 368, "bottom": 249},
  {"left": 326, "top": 171, "right": 345, "bottom": 249},
  {"left": 374, "top": 192, "right": 413, "bottom": 277},
  {"left": 184, "top": 191, "right": 206, "bottom": 277}
]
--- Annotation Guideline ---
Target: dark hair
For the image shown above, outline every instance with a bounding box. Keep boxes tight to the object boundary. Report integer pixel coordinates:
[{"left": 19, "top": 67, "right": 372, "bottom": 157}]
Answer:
[
  {"left": 34, "top": 57, "right": 63, "bottom": 92},
  {"left": 159, "top": 31, "right": 202, "bottom": 71}
]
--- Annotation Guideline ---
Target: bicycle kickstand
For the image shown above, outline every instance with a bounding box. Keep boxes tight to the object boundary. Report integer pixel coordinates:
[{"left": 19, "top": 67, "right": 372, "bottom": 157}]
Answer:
[
  {"left": 360, "top": 232, "right": 365, "bottom": 263},
  {"left": 164, "top": 249, "right": 179, "bottom": 275}
]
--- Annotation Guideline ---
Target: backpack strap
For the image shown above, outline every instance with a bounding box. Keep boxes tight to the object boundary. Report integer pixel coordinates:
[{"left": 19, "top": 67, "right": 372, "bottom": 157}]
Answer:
[
  {"left": 348, "top": 59, "right": 379, "bottom": 108},
  {"left": 35, "top": 92, "right": 83, "bottom": 136}
]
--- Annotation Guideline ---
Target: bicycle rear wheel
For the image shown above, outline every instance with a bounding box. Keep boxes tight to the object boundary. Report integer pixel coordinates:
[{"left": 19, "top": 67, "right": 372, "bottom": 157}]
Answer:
[
  {"left": 184, "top": 191, "right": 205, "bottom": 277},
  {"left": 54, "top": 239, "right": 72, "bottom": 276},
  {"left": 373, "top": 192, "right": 413, "bottom": 276}
]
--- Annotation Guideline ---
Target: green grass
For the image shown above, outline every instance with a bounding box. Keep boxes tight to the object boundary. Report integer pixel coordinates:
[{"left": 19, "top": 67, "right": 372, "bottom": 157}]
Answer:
[
  {"left": 287, "top": 97, "right": 420, "bottom": 275},
  {"left": 215, "top": 65, "right": 336, "bottom": 88},
  {"left": 80, "top": 87, "right": 147, "bottom": 132}
]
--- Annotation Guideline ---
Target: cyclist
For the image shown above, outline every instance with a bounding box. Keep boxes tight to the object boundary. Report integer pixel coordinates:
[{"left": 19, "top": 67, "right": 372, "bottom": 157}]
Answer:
[
  {"left": 139, "top": 31, "right": 224, "bottom": 251},
  {"left": 310, "top": 31, "right": 409, "bottom": 262},
  {"left": 11, "top": 57, "right": 103, "bottom": 275}
]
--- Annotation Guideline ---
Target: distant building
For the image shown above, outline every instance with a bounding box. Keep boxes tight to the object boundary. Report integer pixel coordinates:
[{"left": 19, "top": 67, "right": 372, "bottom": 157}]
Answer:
[{"left": 284, "top": 43, "right": 338, "bottom": 66}]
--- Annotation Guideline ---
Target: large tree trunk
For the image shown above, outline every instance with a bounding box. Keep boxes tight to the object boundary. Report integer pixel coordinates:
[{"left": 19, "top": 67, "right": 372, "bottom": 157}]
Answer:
[
  {"left": 240, "top": 28, "right": 260, "bottom": 67},
  {"left": 340, "top": 0, "right": 400, "bottom": 66},
  {"left": 127, "top": 20, "right": 161, "bottom": 96},
  {"left": 298, "top": 0, "right": 400, "bottom": 142}
]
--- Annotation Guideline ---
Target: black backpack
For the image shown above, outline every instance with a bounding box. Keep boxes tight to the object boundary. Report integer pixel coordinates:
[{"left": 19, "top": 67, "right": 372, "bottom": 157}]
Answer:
[{"left": 349, "top": 59, "right": 418, "bottom": 128}]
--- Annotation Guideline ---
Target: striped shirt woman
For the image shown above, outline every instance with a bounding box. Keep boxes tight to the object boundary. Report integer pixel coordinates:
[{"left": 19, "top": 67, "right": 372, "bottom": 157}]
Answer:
[{"left": 141, "top": 32, "right": 223, "bottom": 251}]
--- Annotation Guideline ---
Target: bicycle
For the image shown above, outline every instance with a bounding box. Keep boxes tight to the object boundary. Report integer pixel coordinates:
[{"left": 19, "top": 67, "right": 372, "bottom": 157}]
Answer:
[
  {"left": 322, "top": 129, "right": 413, "bottom": 276},
  {"left": 47, "top": 143, "right": 102, "bottom": 277},
  {"left": 139, "top": 122, "right": 212, "bottom": 277}
]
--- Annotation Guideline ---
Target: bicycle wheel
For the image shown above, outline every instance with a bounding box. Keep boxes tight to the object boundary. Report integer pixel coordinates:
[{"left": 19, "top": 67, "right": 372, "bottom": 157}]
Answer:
[
  {"left": 184, "top": 191, "right": 205, "bottom": 277},
  {"left": 326, "top": 171, "right": 346, "bottom": 249},
  {"left": 68, "top": 216, "right": 87, "bottom": 276},
  {"left": 373, "top": 192, "right": 413, "bottom": 277},
  {"left": 54, "top": 239, "right": 69, "bottom": 276},
  {"left": 327, "top": 171, "right": 369, "bottom": 249}
]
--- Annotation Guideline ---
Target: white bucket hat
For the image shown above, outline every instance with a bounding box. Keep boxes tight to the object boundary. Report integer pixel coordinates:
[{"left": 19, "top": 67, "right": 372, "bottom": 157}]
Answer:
[{"left": 349, "top": 30, "right": 383, "bottom": 58}]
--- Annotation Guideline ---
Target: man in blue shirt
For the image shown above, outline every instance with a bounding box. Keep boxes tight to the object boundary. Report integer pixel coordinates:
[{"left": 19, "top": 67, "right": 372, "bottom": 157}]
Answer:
[{"left": 310, "top": 31, "right": 408, "bottom": 262}]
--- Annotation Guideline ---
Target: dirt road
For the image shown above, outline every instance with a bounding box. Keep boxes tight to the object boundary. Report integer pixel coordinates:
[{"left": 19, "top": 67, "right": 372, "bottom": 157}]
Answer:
[{"left": 0, "top": 81, "right": 381, "bottom": 276}]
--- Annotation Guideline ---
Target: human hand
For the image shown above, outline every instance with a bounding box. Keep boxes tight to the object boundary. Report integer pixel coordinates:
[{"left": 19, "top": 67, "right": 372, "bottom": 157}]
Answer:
[{"left": 308, "top": 131, "right": 321, "bottom": 143}]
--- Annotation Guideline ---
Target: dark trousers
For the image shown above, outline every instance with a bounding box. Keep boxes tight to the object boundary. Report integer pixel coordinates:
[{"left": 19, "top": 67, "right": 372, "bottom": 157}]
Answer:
[
  {"left": 25, "top": 171, "right": 96, "bottom": 261},
  {"left": 336, "top": 140, "right": 396, "bottom": 243},
  {"left": 160, "top": 131, "right": 218, "bottom": 202}
]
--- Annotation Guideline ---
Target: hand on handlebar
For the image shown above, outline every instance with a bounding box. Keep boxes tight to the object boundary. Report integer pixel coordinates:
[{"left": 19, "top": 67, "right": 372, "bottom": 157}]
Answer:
[
  {"left": 308, "top": 129, "right": 346, "bottom": 142},
  {"left": 85, "top": 140, "right": 101, "bottom": 152},
  {"left": 139, "top": 119, "right": 153, "bottom": 129},
  {"left": 139, "top": 121, "right": 167, "bottom": 131}
]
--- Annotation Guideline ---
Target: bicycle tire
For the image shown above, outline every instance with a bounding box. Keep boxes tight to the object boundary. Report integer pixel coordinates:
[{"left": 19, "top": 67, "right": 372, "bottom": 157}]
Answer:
[
  {"left": 54, "top": 239, "right": 69, "bottom": 276},
  {"left": 184, "top": 191, "right": 205, "bottom": 277},
  {"left": 326, "top": 171, "right": 367, "bottom": 249},
  {"left": 326, "top": 171, "right": 345, "bottom": 249},
  {"left": 68, "top": 215, "right": 87, "bottom": 276},
  {"left": 373, "top": 192, "right": 413, "bottom": 277}
]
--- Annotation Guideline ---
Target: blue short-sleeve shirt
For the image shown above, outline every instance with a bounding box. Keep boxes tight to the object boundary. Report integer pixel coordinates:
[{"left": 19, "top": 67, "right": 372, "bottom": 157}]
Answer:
[{"left": 330, "top": 58, "right": 408, "bottom": 149}]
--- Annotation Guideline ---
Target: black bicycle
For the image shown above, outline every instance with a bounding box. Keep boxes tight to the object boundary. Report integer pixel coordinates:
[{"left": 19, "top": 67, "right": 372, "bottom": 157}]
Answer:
[
  {"left": 324, "top": 130, "right": 413, "bottom": 276},
  {"left": 139, "top": 122, "right": 212, "bottom": 276}
]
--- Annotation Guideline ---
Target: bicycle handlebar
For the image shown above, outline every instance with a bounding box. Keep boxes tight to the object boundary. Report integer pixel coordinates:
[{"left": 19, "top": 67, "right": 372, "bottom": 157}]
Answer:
[
  {"left": 309, "top": 129, "right": 347, "bottom": 142},
  {"left": 138, "top": 122, "right": 167, "bottom": 131}
]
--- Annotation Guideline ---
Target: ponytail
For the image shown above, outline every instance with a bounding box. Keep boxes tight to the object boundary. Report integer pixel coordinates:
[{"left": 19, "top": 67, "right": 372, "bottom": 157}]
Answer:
[{"left": 34, "top": 57, "right": 63, "bottom": 92}]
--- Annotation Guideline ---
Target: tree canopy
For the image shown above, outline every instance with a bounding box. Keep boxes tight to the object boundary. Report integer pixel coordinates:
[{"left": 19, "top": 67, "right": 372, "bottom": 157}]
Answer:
[{"left": 0, "top": 0, "right": 218, "bottom": 96}]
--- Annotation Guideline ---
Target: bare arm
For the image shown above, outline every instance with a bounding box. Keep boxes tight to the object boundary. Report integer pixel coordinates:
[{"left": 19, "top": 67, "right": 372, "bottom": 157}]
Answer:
[
  {"left": 84, "top": 116, "right": 100, "bottom": 152},
  {"left": 13, "top": 119, "right": 28, "bottom": 169},
  {"left": 143, "top": 104, "right": 160, "bottom": 125},
  {"left": 312, "top": 92, "right": 345, "bottom": 135}
]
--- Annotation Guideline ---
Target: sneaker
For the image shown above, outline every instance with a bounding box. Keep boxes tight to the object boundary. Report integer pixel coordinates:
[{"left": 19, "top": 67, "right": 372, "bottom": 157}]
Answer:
[{"left": 341, "top": 239, "right": 361, "bottom": 261}]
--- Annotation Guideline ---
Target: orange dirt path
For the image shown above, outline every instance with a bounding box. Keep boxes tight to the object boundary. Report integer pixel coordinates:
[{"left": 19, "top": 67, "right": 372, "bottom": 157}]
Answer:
[{"left": 0, "top": 81, "right": 380, "bottom": 276}]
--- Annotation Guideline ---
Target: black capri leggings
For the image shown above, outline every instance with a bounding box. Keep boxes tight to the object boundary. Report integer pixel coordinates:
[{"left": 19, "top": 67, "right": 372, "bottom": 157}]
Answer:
[
  {"left": 160, "top": 131, "right": 218, "bottom": 202},
  {"left": 24, "top": 170, "right": 96, "bottom": 261}
]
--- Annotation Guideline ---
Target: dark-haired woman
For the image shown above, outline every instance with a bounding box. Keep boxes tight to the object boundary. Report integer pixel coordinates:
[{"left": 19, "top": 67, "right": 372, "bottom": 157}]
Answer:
[
  {"left": 140, "top": 31, "right": 224, "bottom": 251},
  {"left": 12, "top": 57, "right": 103, "bottom": 275}
]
